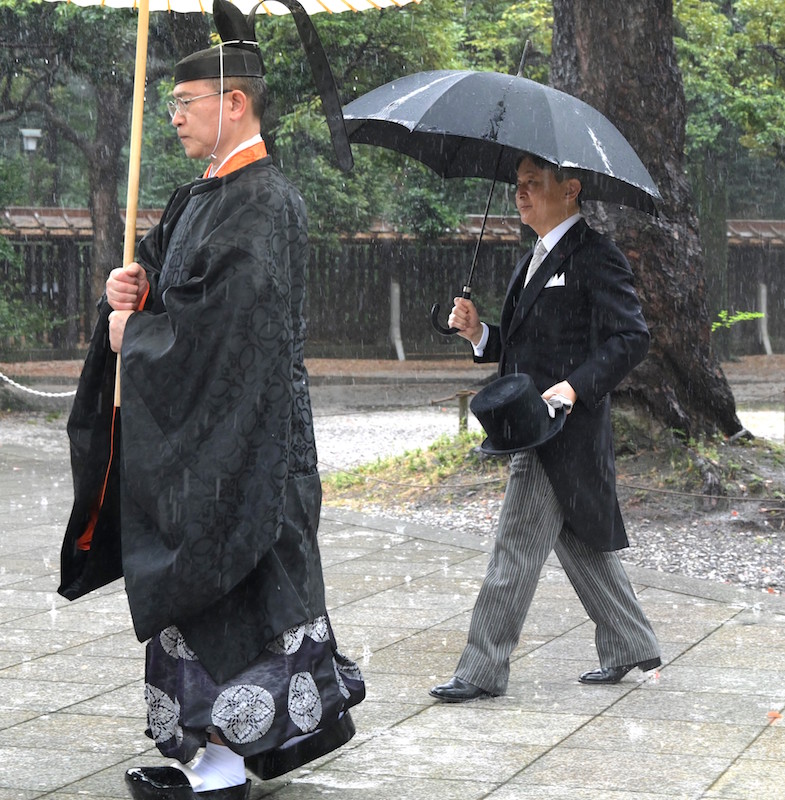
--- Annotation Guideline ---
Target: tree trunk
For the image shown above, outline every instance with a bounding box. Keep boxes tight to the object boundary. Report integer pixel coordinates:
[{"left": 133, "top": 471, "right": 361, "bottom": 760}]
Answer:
[
  {"left": 550, "top": 0, "right": 741, "bottom": 438},
  {"left": 87, "top": 83, "right": 129, "bottom": 318},
  {"left": 84, "top": 14, "right": 209, "bottom": 315}
]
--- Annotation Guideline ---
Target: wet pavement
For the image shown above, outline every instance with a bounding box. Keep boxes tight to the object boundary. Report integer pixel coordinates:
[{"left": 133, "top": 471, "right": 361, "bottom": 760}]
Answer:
[{"left": 1, "top": 361, "right": 784, "bottom": 799}]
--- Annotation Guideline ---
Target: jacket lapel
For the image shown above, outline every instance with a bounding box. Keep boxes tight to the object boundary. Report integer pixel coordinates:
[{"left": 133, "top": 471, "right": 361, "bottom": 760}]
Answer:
[
  {"left": 500, "top": 252, "right": 530, "bottom": 335},
  {"left": 505, "top": 219, "right": 588, "bottom": 339}
]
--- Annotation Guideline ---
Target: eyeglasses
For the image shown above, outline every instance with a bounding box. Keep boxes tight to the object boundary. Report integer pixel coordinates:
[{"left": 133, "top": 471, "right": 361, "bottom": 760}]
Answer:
[{"left": 166, "top": 90, "right": 230, "bottom": 119}]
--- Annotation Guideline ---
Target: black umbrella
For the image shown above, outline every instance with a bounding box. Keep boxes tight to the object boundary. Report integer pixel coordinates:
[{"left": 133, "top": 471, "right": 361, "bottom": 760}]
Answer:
[{"left": 342, "top": 68, "right": 662, "bottom": 333}]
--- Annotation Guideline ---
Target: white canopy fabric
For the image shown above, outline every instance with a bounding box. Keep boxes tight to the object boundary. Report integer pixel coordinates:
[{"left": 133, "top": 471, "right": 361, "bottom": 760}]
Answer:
[{"left": 46, "top": 0, "right": 419, "bottom": 14}]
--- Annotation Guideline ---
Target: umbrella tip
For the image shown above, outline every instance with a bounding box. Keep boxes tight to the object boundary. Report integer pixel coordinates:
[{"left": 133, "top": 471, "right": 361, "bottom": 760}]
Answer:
[{"left": 516, "top": 40, "right": 532, "bottom": 78}]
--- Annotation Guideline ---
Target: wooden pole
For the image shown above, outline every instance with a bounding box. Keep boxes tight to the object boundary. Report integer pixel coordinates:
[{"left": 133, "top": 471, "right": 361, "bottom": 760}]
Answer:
[
  {"left": 115, "top": 0, "right": 150, "bottom": 407},
  {"left": 389, "top": 278, "right": 405, "bottom": 361}
]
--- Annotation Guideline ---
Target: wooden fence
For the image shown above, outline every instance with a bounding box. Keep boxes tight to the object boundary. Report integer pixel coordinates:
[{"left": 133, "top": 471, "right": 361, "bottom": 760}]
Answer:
[
  {"left": 0, "top": 210, "right": 524, "bottom": 359},
  {"left": 1, "top": 210, "right": 782, "bottom": 359},
  {"left": 726, "top": 229, "right": 785, "bottom": 355},
  {"left": 2, "top": 239, "right": 94, "bottom": 354}
]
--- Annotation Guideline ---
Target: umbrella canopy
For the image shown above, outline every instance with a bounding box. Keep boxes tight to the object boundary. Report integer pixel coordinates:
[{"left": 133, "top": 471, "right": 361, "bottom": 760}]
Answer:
[
  {"left": 57, "top": 0, "right": 417, "bottom": 11},
  {"left": 343, "top": 69, "right": 662, "bottom": 214}
]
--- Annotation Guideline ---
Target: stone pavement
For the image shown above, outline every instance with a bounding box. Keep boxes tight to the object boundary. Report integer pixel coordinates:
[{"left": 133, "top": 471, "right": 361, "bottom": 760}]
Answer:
[{"left": 1, "top": 413, "right": 785, "bottom": 800}]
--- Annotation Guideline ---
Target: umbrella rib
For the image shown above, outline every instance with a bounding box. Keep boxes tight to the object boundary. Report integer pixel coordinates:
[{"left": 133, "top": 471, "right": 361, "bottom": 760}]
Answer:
[{"left": 587, "top": 125, "right": 613, "bottom": 173}]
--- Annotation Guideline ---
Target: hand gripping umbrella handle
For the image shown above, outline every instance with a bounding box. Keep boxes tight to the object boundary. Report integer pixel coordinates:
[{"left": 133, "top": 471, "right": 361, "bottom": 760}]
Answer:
[
  {"left": 431, "top": 165, "right": 496, "bottom": 337},
  {"left": 430, "top": 285, "right": 471, "bottom": 336}
]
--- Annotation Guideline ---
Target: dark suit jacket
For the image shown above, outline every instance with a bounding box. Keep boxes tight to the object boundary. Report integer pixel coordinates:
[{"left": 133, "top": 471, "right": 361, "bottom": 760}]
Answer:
[{"left": 476, "top": 219, "right": 649, "bottom": 551}]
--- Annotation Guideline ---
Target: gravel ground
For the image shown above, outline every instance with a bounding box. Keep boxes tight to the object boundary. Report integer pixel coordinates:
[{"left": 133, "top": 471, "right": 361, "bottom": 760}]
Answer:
[
  {"left": 316, "top": 401, "right": 785, "bottom": 596},
  {"left": 313, "top": 405, "right": 485, "bottom": 471},
  {"left": 311, "top": 382, "right": 785, "bottom": 597},
  {"left": 2, "top": 367, "right": 783, "bottom": 595}
]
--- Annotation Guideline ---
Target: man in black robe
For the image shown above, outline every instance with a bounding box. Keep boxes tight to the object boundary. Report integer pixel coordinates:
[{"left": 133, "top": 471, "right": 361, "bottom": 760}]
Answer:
[{"left": 61, "top": 4, "right": 363, "bottom": 798}]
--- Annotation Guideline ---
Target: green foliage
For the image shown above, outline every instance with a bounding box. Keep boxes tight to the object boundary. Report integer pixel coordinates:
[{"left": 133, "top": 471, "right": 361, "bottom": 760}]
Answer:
[
  {"left": 0, "top": 0, "right": 555, "bottom": 233},
  {"left": 0, "top": 155, "right": 28, "bottom": 207},
  {"left": 51, "top": 3, "right": 140, "bottom": 89},
  {"left": 138, "top": 80, "right": 200, "bottom": 207},
  {"left": 0, "top": 6, "right": 768, "bottom": 211},
  {"left": 0, "top": 236, "right": 22, "bottom": 273},
  {"left": 389, "top": 179, "right": 462, "bottom": 239},
  {"left": 5, "top": 0, "right": 785, "bottom": 243},
  {"left": 461, "top": 0, "right": 553, "bottom": 80},
  {"left": 0, "top": 135, "right": 63, "bottom": 207},
  {"left": 711, "top": 309, "right": 765, "bottom": 331},
  {"left": 262, "top": 0, "right": 462, "bottom": 234},
  {"left": 733, "top": 0, "right": 785, "bottom": 157},
  {"left": 0, "top": 0, "right": 141, "bottom": 208},
  {"left": 674, "top": 0, "right": 785, "bottom": 213},
  {"left": 260, "top": 0, "right": 552, "bottom": 234},
  {"left": 674, "top": 0, "right": 739, "bottom": 157},
  {"left": 321, "top": 429, "right": 507, "bottom": 511}
]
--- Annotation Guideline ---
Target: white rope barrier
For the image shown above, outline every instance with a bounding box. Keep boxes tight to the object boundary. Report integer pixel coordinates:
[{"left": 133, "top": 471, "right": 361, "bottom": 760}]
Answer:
[{"left": 0, "top": 370, "right": 77, "bottom": 398}]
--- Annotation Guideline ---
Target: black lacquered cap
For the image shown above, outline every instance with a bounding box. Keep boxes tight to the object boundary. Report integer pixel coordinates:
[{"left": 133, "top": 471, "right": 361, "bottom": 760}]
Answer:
[{"left": 174, "top": 0, "right": 265, "bottom": 84}]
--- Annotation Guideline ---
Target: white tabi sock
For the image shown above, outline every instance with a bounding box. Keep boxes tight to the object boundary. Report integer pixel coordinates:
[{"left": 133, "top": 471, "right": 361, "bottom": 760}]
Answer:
[{"left": 188, "top": 741, "right": 246, "bottom": 792}]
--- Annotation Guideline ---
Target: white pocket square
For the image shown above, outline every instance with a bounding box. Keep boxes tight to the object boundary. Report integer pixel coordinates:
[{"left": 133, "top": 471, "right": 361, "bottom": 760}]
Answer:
[{"left": 544, "top": 272, "right": 566, "bottom": 288}]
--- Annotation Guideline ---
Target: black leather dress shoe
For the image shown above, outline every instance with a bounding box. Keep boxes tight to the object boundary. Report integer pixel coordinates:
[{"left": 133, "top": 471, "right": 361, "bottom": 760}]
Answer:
[
  {"left": 578, "top": 657, "right": 662, "bottom": 685},
  {"left": 429, "top": 676, "right": 496, "bottom": 702},
  {"left": 125, "top": 766, "right": 250, "bottom": 800}
]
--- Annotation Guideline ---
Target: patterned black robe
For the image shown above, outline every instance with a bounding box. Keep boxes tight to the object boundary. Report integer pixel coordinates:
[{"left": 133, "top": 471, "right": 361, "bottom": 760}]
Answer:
[
  {"left": 61, "top": 155, "right": 364, "bottom": 767},
  {"left": 64, "top": 156, "right": 340, "bottom": 683}
]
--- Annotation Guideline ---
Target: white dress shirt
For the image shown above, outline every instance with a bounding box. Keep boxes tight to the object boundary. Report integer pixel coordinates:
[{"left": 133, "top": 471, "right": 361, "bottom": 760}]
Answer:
[{"left": 472, "top": 213, "right": 582, "bottom": 357}]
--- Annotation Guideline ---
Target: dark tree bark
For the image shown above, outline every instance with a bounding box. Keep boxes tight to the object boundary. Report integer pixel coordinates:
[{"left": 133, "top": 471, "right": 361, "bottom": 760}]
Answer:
[
  {"left": 550, "top": 0, "right": 741, "bottom": 438},
  {"left": 87, "top": 83, "right": 131, "bottom": 310}
]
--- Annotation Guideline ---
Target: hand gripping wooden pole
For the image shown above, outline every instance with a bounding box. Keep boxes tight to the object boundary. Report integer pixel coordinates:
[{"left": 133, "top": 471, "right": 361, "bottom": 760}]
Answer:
[{"left": 115, "top": 0, "right": 150, "bottom": 407}]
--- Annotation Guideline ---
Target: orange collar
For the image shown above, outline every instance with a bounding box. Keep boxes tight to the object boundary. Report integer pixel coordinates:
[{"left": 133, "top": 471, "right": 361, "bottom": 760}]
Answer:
[{"left": 203, "top": 140, "right": 268, "bottom": 179}]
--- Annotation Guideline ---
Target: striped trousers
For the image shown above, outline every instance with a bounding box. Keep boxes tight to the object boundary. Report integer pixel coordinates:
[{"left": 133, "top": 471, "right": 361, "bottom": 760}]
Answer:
[{"left": 455, "top": 449, "right": 660, "bottom": 695}]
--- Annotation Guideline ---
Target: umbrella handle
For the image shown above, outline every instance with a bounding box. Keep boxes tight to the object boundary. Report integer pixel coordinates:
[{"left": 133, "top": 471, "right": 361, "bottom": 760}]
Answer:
[{"left": 430, "top": 286, "right": 471, "bottom": 336}]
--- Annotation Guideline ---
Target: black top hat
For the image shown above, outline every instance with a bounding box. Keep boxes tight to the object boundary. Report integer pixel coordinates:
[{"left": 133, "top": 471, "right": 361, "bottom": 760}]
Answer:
[{"left": 470, "top": 373, "right": 566, "bottom": 455}]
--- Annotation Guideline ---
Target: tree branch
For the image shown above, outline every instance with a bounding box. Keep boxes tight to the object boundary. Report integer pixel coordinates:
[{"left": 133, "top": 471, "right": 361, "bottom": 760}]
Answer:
[
  {"left": 28, "top": 100, "right": 93, "bottom": 158},
  {"left": 755, "top": 42, "right": 785, "bottom": 72},
  {"left": 0, "top": 66, "right": 55, "bottom": 123}
]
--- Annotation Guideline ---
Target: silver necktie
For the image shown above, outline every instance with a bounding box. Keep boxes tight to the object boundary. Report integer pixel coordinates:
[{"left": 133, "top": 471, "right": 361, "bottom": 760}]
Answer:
[{"left": 524, "top": 239, "right": 548, "bottom": 287}]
